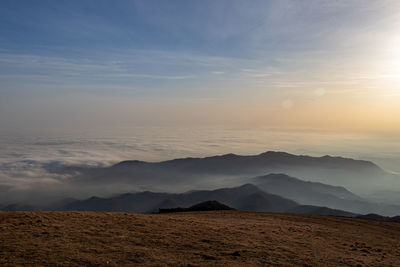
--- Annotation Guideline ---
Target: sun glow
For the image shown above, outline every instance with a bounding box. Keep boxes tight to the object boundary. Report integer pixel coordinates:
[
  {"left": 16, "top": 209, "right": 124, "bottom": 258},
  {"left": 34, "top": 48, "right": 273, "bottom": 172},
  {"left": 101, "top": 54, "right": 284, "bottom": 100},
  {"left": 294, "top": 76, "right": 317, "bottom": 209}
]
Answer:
[{"left": 381, "top": 35, "right": 400, "bottom": 82}]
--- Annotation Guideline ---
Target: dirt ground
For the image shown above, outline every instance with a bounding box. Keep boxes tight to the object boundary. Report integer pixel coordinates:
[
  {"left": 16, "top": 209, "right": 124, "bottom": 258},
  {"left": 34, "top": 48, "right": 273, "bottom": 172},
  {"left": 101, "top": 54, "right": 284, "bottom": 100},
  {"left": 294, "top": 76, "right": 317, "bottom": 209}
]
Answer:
[{"left": 0, "top": 211, "right": 399, "bottom": 266}]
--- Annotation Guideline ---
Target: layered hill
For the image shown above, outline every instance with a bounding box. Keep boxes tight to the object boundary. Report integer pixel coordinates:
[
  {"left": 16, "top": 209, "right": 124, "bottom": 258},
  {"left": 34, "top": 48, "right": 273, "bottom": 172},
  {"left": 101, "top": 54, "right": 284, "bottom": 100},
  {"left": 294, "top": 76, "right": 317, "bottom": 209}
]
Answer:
[
  {"left": 254, "top": 173, "right": 360, "bottom": 201},
  {"left": 56, "top": 151, "right": 389, "bottom": 197},
  {"left": 2, "top": 151, "right": 399, "bottom": 216},
  {"left": 61, "top": 184, "right": 299, "bottom": 213},
  {"left": 253, "top": 173, "right": 400, "bottom": 216}
]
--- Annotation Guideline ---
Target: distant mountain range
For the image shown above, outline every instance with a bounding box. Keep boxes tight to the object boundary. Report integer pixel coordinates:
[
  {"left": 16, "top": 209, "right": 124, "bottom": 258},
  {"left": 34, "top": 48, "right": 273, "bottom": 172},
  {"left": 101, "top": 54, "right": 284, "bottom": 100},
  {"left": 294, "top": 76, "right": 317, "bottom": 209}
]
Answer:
[
  {"left": 286, "top": 205, "right": 357, "bottom": 217},
  {"left": 114, "top": 151, "right": 382, "bottom": 174},
  {"left": 53, "top": 182, "right": 399, "bottom": 220},
  {"left": 1, "top": 151, "right": 399, "bottom": 218},
  {"left": 356, "top": 213, "right": 400, "bottom": 222},
  {"left": 54, "top": 151, "right": 391, "bottom": 197},
  {"left": 253, "top": 174, "right": 400, "bottom": 215},
  {"left": 60, "top": 184, "right": 299, "bottom": 214},
  {"left": 109, "top": 151, "right": 386, "bottom": 191},
  {"left": 2, "top": 180, "right": 400, "bottom": 219}
]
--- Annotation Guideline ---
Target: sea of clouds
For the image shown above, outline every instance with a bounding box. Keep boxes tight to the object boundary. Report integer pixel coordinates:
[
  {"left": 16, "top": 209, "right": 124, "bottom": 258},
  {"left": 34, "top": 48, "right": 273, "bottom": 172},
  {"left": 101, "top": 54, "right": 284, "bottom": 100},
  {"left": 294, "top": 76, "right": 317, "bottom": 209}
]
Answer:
[{"left": 1, "top": 127, "right": 400, "bottom": 206}]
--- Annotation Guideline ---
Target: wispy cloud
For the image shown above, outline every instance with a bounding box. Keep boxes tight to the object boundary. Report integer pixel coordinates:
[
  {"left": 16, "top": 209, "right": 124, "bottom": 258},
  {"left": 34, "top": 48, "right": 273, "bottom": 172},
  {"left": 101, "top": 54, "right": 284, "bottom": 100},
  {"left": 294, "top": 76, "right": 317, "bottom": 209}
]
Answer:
[
  {"left": 0, "top": 49, "right": 257, "bottom": 86},
  {"left": 107, "top": 73, "right": 196, "bottom": 80}
]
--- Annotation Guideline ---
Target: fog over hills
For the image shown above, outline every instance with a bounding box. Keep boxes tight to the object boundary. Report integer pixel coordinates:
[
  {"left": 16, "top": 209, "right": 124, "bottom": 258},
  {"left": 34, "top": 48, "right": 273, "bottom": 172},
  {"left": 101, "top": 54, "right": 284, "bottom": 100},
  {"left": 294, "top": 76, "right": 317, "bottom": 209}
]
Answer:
[
  {"left": 252, "top": 174, "right": 400, "bottom": 215},
  {"left": 93, "top": 152, "right": 395, "bottom": 198},
  {"left": 1, "top": 151, "right": 399, "bottom": 216},
  {"left": 253, "top": 173, "right": 360, "bottom": 201},
  {"left": 3, "top": 178, "right": 400, "bottom": 217},
  {"left": 61, "top": 151, "right": 390, "bottom": 197},
  {"left": 108, "top": 151, "right": 389, "bottom": 192},
  {"left": 61, "top": 184, "right": 298, "bottom": 214},
  {"left": 56, "top": 180, "right": 400, "bottom": 216}
]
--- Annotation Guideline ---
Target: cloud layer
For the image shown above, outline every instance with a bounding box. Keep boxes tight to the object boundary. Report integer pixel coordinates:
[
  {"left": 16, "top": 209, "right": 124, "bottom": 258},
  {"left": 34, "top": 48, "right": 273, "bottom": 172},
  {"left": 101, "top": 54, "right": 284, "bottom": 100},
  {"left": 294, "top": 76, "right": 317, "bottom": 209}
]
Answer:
[{"left": 1, "top": 127, "right": 400, "bottom": 206}]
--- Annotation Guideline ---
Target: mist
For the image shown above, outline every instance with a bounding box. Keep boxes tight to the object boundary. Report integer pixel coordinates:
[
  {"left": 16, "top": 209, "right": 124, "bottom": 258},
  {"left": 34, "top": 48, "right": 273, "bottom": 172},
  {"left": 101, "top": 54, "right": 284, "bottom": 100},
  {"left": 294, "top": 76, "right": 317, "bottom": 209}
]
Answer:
[
  {"left": 1, "top": 128, "right": 400, "bottom": 217},
  {"left": 1, "top": 127, "right": 400, "bottom": 207}
]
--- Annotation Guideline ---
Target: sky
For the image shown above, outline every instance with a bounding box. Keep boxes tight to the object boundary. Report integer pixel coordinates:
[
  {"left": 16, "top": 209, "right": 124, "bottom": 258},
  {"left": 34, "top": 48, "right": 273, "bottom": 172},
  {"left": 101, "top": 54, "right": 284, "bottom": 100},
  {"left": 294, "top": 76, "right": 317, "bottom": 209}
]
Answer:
[
  {"left": 1, "top": 0, "right": 400, "bottom": 204},
  {"left": 1, "top": 0, "right": 400, "bottom": 134}
]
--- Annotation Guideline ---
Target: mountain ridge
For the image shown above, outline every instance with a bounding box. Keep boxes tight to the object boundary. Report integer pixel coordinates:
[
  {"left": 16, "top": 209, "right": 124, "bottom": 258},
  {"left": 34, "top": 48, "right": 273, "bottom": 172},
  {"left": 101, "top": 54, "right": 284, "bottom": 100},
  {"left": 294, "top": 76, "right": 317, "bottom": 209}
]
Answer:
[
  {"left": 114, "top": 151, "right": 383, "bottom": 173},
  {"left": 61, "top": 183, "right": 299, "bottom": 213},
  {"left": 104, "top": 150, "right": 388, "bottom": 194}
]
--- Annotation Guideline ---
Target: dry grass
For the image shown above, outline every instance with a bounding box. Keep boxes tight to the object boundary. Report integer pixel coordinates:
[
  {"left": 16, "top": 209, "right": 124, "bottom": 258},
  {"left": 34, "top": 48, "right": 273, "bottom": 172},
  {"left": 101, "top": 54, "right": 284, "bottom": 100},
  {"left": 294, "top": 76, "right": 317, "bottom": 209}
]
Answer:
[{"left": 1, "top": 211, "right": 399, "bottom": 266}]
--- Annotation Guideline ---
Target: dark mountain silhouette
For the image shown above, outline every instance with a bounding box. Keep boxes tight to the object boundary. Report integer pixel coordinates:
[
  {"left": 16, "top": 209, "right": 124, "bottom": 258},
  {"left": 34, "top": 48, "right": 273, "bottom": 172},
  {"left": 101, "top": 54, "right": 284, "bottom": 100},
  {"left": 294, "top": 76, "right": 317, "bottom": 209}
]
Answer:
[
  {"left": 112, "top": 152, "right": 384, "bottom": 178},
  {"left": 253, "top": 173, "right": 400, "bottom": 216},
  {"left": 64, "top": 183, "right": 386, "bottom": 218},
  {"left": 61, "top": 184, "right": 298, "bottom": 213},
  {"left": 356, "top": 214, "right": 400, "bottom": 222},
  {"left": 61, "top": 192, "right": 171, "bottom": 213},
  {"left": 392, "top": 216, "right": 400, "bottom": 222},
  {"left": 0, "top": 203, "right": 35, "bottom": 212},
  {"left": 159, "top": 200, "right": 234, "bottom": 213},
  {"left": 286, "top": 205, "right": 357, "bottom": 217},
  {"left": 115, "top": 151, "right": 382, "bottom": 173},
  {"left": 233, "top": 191, "right": 297, "bottom": 212},
  {"left": 154, "top": 198, "right": 181, "bottom": 210}
]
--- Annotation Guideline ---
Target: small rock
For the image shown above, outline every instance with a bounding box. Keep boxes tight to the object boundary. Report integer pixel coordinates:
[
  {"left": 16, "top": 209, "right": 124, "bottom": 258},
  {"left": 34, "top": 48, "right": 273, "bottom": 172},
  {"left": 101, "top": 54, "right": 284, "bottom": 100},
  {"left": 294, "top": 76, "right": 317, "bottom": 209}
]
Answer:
[
  {"left": 231, "top": 251, "right": 240, "bottom": 256},
  {"left": 360, "top": 249, "right": 370, "bottom": 254}
]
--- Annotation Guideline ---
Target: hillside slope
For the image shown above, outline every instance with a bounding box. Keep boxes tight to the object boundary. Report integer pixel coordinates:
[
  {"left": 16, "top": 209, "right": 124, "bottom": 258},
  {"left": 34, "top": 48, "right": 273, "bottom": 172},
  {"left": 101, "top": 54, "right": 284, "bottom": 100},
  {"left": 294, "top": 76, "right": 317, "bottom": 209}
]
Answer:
[{"left": 1, "top": 211, "right": 399, "bottom": 266}]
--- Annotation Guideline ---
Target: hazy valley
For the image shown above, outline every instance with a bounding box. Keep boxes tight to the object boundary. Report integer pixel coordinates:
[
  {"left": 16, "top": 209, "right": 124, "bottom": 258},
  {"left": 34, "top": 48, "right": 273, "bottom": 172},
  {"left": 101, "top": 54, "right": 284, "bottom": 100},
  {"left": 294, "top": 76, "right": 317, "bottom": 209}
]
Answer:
[{"left": 2, "top": 151, "right": 400, "bottom": 218}]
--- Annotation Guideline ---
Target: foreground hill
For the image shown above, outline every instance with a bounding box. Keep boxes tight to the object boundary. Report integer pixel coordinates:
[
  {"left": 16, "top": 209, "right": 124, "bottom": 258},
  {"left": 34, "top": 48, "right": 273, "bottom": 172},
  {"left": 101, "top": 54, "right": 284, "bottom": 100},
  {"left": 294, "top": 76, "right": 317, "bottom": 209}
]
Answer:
[{"left": 1, "top": 211, "right": 399, "bottom": 266}]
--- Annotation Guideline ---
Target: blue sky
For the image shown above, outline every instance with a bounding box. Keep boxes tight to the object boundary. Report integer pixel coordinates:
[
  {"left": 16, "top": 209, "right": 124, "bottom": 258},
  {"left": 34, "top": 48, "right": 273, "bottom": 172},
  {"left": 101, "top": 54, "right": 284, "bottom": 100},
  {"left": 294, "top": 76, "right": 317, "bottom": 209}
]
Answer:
[{"left": 1, "top": 0, "right": 400, "bottom": 132}]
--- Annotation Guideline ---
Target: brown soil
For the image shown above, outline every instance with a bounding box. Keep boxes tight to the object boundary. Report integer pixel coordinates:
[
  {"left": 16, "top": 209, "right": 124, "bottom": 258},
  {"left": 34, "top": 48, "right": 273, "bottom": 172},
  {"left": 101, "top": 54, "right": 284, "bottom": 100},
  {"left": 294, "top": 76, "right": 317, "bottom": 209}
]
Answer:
[{"left": 1, "top": 211, "right": 399, "bottom": 266}]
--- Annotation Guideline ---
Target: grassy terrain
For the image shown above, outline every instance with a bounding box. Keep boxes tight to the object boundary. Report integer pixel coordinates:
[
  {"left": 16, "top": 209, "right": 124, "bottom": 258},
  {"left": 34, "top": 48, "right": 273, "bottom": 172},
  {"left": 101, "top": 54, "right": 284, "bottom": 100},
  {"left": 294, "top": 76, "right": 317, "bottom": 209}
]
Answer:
[{"left": 1, "top": 211, "right": 399, "bottom": 266}]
